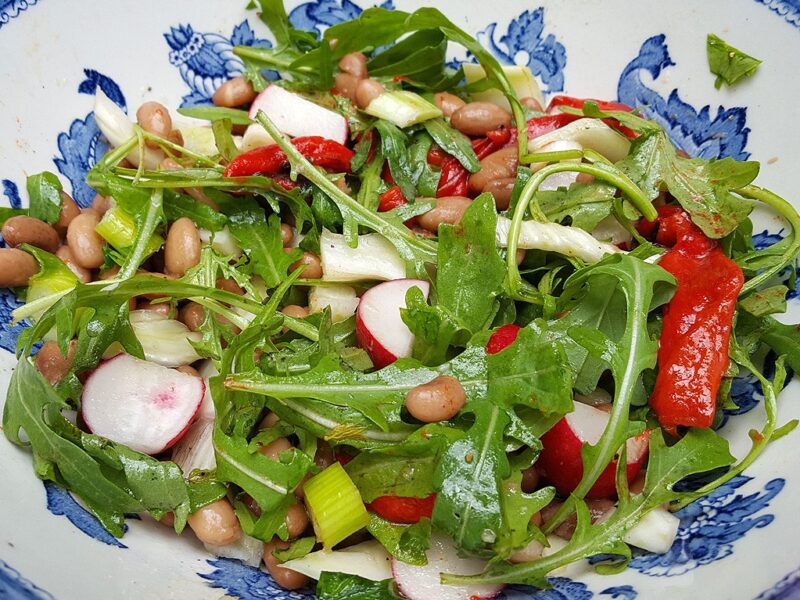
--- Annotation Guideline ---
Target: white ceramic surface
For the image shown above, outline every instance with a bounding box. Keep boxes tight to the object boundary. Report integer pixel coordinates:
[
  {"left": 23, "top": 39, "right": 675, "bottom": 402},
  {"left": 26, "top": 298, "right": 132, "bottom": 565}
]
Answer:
[{"left": 1, "top": 1, "right": 799, "bottom": 598}]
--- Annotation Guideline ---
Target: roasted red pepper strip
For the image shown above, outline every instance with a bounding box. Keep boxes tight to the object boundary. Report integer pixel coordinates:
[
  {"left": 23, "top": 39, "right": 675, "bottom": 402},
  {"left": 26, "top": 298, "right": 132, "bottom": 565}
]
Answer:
[
  {"left": 378, "top": 185, "right": 418, "bottom": 228},
  {"left": 644, "top": 206, "right": 744, "bottom": 434},
  {"left": 223, "top": 136, "right": 354, "bottom": 178},
  {"left": 486, "top": 324, "right": 522, "bottom": 354},
  {"left": 367, "top": 493, "right": 436, "bottom": 524},
  {"left": 545, "top": 96, "right": 638, "bottom": 138}
]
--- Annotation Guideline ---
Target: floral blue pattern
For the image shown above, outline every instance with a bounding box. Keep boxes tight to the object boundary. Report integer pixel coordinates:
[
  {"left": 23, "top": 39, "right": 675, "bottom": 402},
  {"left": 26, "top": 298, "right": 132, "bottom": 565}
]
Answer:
[
  {"left": 200, "top": 558, "right": 314, "bottom": 599},
  {"left": 617, "top": 35, "right": 750, "bottom": 161},
  {"left": 53, "top": 69, "right": 126, "bottom": 208},
  {"left": 754, "top": 0, "right": 800, "bottom": 29},
  {"left": 502, "top": 579, "right": 594, "bottom": 599},
  {"left": 165, "top": 21, "right": 272, "bottom": 107},
  {"left": 289, "top": 0, "right": 393, "bottom": 35},
  {"left": 599, "top": 586, "right": 638, "bottom": 600},
  {"left": 0, "top": 560, "right": 54, "bottom": 600},
  {"left": 475, "top": 8, "right": 566, "bottom": 94},
  {"left": 0, "top": 0, "right": 38, "bottom": 29},
  {"left": 43, "top": 481, "right": 128, "bottom": 549},
  {"left": 628, "top": 475, "right": 784, "bottom": 577}
]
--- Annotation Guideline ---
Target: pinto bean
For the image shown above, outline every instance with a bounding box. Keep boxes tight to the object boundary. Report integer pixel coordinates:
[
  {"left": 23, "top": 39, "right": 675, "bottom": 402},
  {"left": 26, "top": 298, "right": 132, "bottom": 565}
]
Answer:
[
  {"left": 520, "top": 96, "right": 544, "bottom": 112},
  {"left": 416, "top": 196, "right": 472, "bottom": 233},
  {"left": 66, "top": 212, "right": 105, "bottom": 269},
  {"left": 334, "top": 72, "right": 359, "bottom": 102},
  {"left": 187, "top": 499, "right": 241, "bottom": 546},
  {"left": 55, "top": 246, "right": 92, "bottom": 283},
  {"left": 290, "top": 252, "right": 322, "bottom": 279},
  {"left": 35, "top": 340, "right": 76, "bottom": 385},
  {"left": 483, "top": 177, "right": 517, "bottom": 210},
  {"left": 0, "top": 248, "right": 38, "bottom": 288},
  {"left": 2, "top": 216, "right": 59, "bottom": 253},
  {"left": 92, "top": 194, "right": 113, "bottom": 216},
  {"left": 405, "top": 375, "right": 466, "bottom": 423},
  {"left": 164, "top": 217, "right": 201, "bottom": 277},
  {"left": 281, "top": 305, "right": 309, "bottom": 319},
  {"left": 55, "top": 192, "right": 81, "bottom": 236},
  {"left": 137, "top": 300, "right": 172, "bottom": 318},
  {"left": 212, "top": 75, "right": 257, "bottom": 108},
  {"left": 434, "top": 92, "right": 466, "bottom": 118},
  {"left": 216, "top": 278, "right": 244, "bottom": 295},
  {"left": 450, "top": 101, "right": 512, "bottom": 136},
  {"left": 285, "top": 503, "right": 309, "bottom": 539},
  {"left": 179, "top": 302, "right": 205, "bottom": 332},
  {"left": 521, "top": 465, "right": 540, "bottom": 493},
  {"left": 355, "top": 79, "right": 384, "bottom": 109},
  {"left": 263, "top": 539, "right": 310, "bottom": 590},
  {"left": 176, "top": 365, "right": 200, "bottom": 377},
  {"left": 259, "top": 437, "right": 293, "bottom": 461},
  {"left": 468, "top": 147, "right": 519, "bottom": 194},
  {"left": 280, "top": 223, "right": 294, "bottom": 247},
  {"left": 541, "top": 498, "right": 616, "bottom": 540},
  {"left": 338, "top": 52, "right": 368, "bottom": 79},
  {"left": 137, "top": 101, "right": 173, "bottom": 148}
]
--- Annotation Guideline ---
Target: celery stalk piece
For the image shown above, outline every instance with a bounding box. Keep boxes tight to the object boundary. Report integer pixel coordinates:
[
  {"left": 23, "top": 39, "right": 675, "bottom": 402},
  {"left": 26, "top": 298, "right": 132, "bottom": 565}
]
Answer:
[
  {"left": 96, "top": 206, "right": 164, "bottom": 255},
  {"left": 463, "top": 64, "right": 544, "bottom": 111},
  {"left": 303, "top": 462, "right": 370, "bottom": 549},
  {"left": 363, "top": 91, "right": 442, "bottom": 128}
]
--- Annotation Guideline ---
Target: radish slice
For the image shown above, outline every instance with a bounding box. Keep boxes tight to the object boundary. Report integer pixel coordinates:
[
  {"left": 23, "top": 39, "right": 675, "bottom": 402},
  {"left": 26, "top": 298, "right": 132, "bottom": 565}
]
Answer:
[
  {"left": 281, "top": 540, "right": 392, "bottom": 582},
  {"left": 196, "top": 359, "right": 218, "bottom": 421},
  {"left": 81, "top": 353, "right": 204, "bottom": 455},
  {"left": 537, "top": 402, "right": 650, "bottom": 498},
  {"left": 355, "top": 279, "right": 430, "bottom": 369},
  {"left": 392, "top": 533, "right": 503, "bottom": 600},
  {"left": 249, "top": 85, "right": 348, "bottom": 144}
]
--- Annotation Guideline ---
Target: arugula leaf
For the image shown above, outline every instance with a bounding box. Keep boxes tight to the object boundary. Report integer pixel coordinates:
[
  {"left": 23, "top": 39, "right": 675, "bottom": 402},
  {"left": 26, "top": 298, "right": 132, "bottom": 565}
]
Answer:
[
  {"left": 367, "top": 29, "right": 450, "bottom": 89},
  {"left": 537, "top": 182, "right": 616, "bottom": 231},
  {"left": 0, "top": 206, "right": 27, "bottom": 225},
  {"left": 375, "top": 120, "right": 421, "bottom": 200},
  {"left": 423, "top": 118, "right": 480, "bottom": 172},
  {"left": 2, "top": 358, "right": 192, "bottom": 536},
  {"left": 707, "top": 33, "right": 762, "bottom": 89},
  {"left": 368, "top": 514, "right": 431, "bottom": 566},
  {"left": 219, "top": 196, "right": 300, "bottom": 288},
  {"left": 177, "top": 106, "right": 252, "bottom": 125},
  {"left": 316, "top": 572, "right": 399, "bottom": 600},
  {"left": 445, "top": 428, "right": 734, "bottom": 587},
  {"left": 212, "top": 118, "right": 240, "bottom": 162},
  {"left": 437, "top": 194, "right": 505, "bottom": 332},
  {"left": 618, "top": 130, "right": 756, "bottom": 238},
  {"left": 26, "top": 172, "right": 63, "bottom": 224},
  {"left": 271, "top": 536, "right": 316, "bottom": 562},
  {"left": 163, "top": 190, "right": 227, "bottom": 232},
  {"left": 760, "top": 318, "right": 800, "bottom": 372},
  {"left": 740, "top": 285, "right": 788, "bottom": 317},
  {"left": 402, "top": 286, "right": 465, "bottom": 365},
  {"left": 494, "top": 474, "right": 554, "bottom": 559},
  {"left": 544, "top": 254, "right": 675, "bottom": 533}
]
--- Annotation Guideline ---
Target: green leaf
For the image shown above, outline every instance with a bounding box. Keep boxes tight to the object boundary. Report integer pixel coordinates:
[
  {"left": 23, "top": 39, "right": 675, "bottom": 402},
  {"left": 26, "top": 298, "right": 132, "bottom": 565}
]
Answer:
[
  {"left": 177, "top": 106, "right": 252, "bottom": 125},
  {"left": 760, "top": 318, "right": 800, "bottom": 373},
  {"left": 367, "top": 514, "right": 431, "bottom": 566},
  {"left": 618, "top": 130, "right": 756, "bottom": 238},
  {"left": 0, "top": 206, "right": 27, "bottom": 226},
  {"left": 219, "top": 196, "right": 300, "bottom": 288},
  {"left": 375, "top": 120, "right": 420, "bottom": 200},
  {"left": 366, "top": 29, "right": 450, "bottom": 89},
  {"left": 163, "top": 190, "right": 227, "bottom": 232},
  {"left": 316, "top": 572, "right": 399, "bottom": 600},
  {"left": 494, "top": 474, "right": 554, "bottom": 558},
  {"left": 707, "top": 33, "right": 762, "bottom": 89},
  {"left": 26, "top": 171, "right": 63, "bottom": 224},
  {"left": 253, "top": 0, "right": 293, "bottom": 47},
  {"left": 212, "top": 118, "right": 240, "bottom": 162},
  {"left": 537, "top": 182, "right": 616, "bottom": 231},
  {"left": 402, "top": 285, "right": 465, "bottom": 366},
  {"left": 740, "top": 285, "right": 788, "bottom": 317},
  {"left": 437, "top": 194, "right": 505, "bottom": 332},
  {"left": 271, "top": 536, "right": 316, "bottom": 562},
  {"left": 423, "top": 118, "right": 480, "bottom": 172}
]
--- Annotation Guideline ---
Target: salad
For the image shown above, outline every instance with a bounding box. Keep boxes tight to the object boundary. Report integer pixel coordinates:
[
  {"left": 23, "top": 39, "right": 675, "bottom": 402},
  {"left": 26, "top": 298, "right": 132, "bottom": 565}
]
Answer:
[{"left": 2, "top": 1, "right": 799, "bottom": 598}]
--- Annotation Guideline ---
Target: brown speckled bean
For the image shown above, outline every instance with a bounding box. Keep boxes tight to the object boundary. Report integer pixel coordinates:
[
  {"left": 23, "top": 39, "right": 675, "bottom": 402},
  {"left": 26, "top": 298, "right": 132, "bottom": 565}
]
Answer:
[
  {"left": 290, "top": 252, "right": 322, "bottom": 279},
  {"left": 137, "top": 300, "right": 172, "bottom": 318},
  {"left": 450, "top": 101, "right": 512, "bottom": 136},
  {"left": 520, "top": 96, "right": 544, "bottom": 112},
  {"left": 137, "top": 101, "right": 173, "bottom": 147},
  {"left": 468, "top": 147, "right": 519, "bottom": 194},
  {"left": 483, "top": 177, "right": 517, "bottom": 211},
  {"left": 416, "top": 196, "right": 472, "bottom": 233},
  {"left": 179, "top": 302, "right": 204, "bottom": 331},
  {"left": 66, "top": 212, "right": 105, "bottom": 269},
  {"left": 355, "top": 79, "right": 384, "bottom": 109},
  {"left": 434, "top": 92, "right": 466, "bottom": 117},
  {"left": 259, "top": 437, "right": 293, "bottom": 461},
  {"left": 187, "top": 499, "right": 241, "bottom": 546},
  {"left": 334, "top": 72, "right": 359, "bottom": 102},
  {"left": 2, "top": 216, "right": 59, "bottom": 253},
  {"left": 338, "top": 52, "right": 368, "bottom": 79},
  {"left": 263, "top": 539, "right": 310, "bottom": 590},
  {"left": 92, "top": 194, "right": 112, "bottom": 216},
  {"left": 55, "top": 191, "right": 81, "bottom": 236},
  {"left": 405, "top": 375, "right": 466, "bottom": 423},
  {"left": 212, "top": 75, "right": 257, "bottom": 108},
  {"left": 0, "top": 248, "right": 38, "bottom": 288},
  {"left": 164, "top": 217, "right": 201, "bottom": 277},
  {"left": 285, "top": 503, "right": 309, "bottom": 539},
  {"left": 55, "top": 246, "right": 92, "bottom": 283},
  {"left": 35, "top": 340, "right": 77, "bottom": 385},
  {"left": 280, "top": 223, "right": 294, "bottom": 247}
]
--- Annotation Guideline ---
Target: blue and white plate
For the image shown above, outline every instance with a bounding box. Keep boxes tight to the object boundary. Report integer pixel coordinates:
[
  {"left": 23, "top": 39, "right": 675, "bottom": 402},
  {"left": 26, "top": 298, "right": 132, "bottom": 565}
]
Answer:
[{"left": 1, "top": 1, "right": 799, "bottom": 598}]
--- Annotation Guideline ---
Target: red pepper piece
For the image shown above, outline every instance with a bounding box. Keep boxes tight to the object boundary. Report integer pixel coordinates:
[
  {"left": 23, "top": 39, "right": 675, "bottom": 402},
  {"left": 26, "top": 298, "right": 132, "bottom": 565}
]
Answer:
[
  {"left": 367, "top": 493, "right": 436, "bottom": 524},
  {"left": 335, "top": 452, "right": 354, "bottom": 466},
  {"left": 646, "top": 207, "right": 744, "bottom": 434},
  {"left": 546, "top": 95, "right": 633, "bottom": 114},
  {"left": 223, "top": 136, "right": 354, "bottom": 178},
  {"left": 486, "top": 324, "right": 522, "bottom": 354},
  {"left": 378, "top": 186, "right": 418, "bottom": 228},
  {"left": 486, "top": 126, "right": 512, "bottom": 145},
  {"left": 426, "top": 145, "right": 447, "bottom": 167}
]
